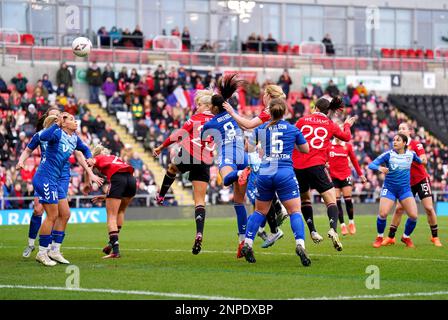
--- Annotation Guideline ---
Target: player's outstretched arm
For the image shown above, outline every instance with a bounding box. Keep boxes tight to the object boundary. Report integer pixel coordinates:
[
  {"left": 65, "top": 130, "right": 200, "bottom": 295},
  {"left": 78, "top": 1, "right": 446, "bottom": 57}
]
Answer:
[
  {"left": 223, "top": 102, "right": 262, "bottom": 130},
  {"left": 74, "top": 150, "right": 104, "bottom": 187},
  {"left": 16, "top": 147, "right": 33, "bottom": 170},
  {"left": 39, "top": 123, "right": 60, "bottom": 142}
]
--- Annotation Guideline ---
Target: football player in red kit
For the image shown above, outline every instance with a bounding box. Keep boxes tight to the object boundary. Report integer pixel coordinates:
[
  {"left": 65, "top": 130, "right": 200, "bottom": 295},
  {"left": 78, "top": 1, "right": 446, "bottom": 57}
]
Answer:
[
  {"left": 153, "top": 89, "right": 215, "bottom": 255},
  {"left": 293, "top": 96, "right": 356, "bottom": 251},
  {"left": 382, "top": 122, "right": 442, "bottom": 247},
  {"left": 328, "top": 135, "right": 366, "bottom": 236},
  {"left": 87, "top": 146, "right": 136, "bottom": 258}
]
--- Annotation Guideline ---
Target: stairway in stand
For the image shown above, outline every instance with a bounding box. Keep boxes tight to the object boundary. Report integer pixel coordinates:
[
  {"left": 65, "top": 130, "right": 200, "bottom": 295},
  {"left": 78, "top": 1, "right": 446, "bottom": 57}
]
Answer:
[{"left": 87, "top": 104, "right": 194, "bottom": 206}]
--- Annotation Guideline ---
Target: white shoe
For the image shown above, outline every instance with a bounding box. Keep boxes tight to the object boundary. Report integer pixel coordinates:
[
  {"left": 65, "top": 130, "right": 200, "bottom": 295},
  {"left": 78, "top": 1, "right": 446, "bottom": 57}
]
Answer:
[
  {"left": 261, "top": 229, "right": 284, "bottom": 248},
  {"left": 22, "top": 245, "right": 35, "bottom": 258},
  {"left": 35, "top": 251, "right": 57, "bottom": 267},
  {"left": 48, "top": 251, "right": 70, "bottom": 264},
  {"left": 311, "top": 231, "right": 324, "bottom": 244},
  {"left": 328, "top": 228, "right": 343, "bottom": 251}
]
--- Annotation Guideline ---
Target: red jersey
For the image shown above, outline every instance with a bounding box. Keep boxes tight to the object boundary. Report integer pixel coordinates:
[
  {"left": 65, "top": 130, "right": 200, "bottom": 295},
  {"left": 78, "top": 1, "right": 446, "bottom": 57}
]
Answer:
[
  {"left": 328, "top": 142, "right": 363, "bottom": 180},
  {"left": 161, "top": 111, "right": 215, "bottom": 164},
  {"left": 258, "top": 109, "right": 271, "bottom": 123},
  {"left": 94, "top": 154, "right": 134, "bottom": 181},
  {"left": 408, "top": 139, "right": 429, "bottom": 186},
  {"left": 292, "top": 112, "right": 351, "bottom": 169}
]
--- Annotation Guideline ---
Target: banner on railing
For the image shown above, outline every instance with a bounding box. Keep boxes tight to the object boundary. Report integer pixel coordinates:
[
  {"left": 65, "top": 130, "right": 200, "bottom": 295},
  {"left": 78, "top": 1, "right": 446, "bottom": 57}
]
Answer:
[
  {"left": 302, "top": 76, "right": 346, "bottom": 90},
  {"left": 0, "top": 208, "right": 107, "bottom": 226},
  {"left": 346, "top": 75, "right": 391, "bottom": 91},
  {"left": 436, "top": 202, "right": 448, "bottom": 216}
]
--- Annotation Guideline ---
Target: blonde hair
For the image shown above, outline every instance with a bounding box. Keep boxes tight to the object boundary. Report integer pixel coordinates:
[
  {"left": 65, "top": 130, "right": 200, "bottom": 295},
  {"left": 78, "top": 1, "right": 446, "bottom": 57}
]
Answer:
[
  {"left": 92, "top": 144, "right": 110, "bottom": 157},
  {"left": 43, "top": 115, "right": 58, "bottom": 129},
  {"left": 194, "top": 88, "right": 214, "bottom": 107},
  {"left": 264, "top": 84, "right": 286, "bottom": 100}
]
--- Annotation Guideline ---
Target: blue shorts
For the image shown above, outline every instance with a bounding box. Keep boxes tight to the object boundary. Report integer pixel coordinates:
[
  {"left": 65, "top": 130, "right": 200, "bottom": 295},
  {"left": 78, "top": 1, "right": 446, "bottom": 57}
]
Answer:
[
  {"left": 246, "top": 170, "right": 258, "bottom": 206},
  {"left": 381, "top": 187, "right": 413, "bottom": 202},
  {"left": 57, "top": 176, "right": 70, "bottom": 200},
  {"left": 256, "top": 167, "right": 300, "bottom": 202},
  {"left": 218, "top": 152, "right": 248, "bottom": 171},
  {"left": 33, "top": 173, "right": 58, "bottom": 204}
]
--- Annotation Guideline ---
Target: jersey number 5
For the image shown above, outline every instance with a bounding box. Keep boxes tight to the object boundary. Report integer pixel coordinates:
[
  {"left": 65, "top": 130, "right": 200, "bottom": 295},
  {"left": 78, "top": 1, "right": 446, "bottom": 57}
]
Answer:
[
  {"left": 301, "top": 125, "right": 328, "bottom": 149},
  {"left": 271, "top": 132, "right": 284, "bottom": 154}
]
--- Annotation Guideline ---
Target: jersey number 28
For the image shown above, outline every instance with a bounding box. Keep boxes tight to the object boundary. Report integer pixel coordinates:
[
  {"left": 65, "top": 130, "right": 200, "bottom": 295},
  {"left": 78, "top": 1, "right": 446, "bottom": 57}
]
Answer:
[{"left": 301, "top": 125, "right": 328, "bottom": 149}]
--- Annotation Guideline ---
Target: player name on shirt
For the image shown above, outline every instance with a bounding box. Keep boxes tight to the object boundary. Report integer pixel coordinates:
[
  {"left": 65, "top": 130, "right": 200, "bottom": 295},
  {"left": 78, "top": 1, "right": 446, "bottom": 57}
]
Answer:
[{"left": 217, "top": 114, "right": 232, "bottom": 123}]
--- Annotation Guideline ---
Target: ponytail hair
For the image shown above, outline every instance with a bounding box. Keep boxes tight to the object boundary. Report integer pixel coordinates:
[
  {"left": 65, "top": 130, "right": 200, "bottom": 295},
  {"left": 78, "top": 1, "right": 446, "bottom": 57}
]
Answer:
[
  {"left": 264, "top": 84, "right": 286, "bottom": 100},
  {"left": 36, "top": 106, "right": 60, "bottom": 131},
  {"left": 314, "top": 96, "right": 343, "bottom": 115},
  {"left": 211, "top": 73, "right": 245, "bottom": 114},
  {"left": 267, "top": 98, "right": 287, "bottom": 128}
]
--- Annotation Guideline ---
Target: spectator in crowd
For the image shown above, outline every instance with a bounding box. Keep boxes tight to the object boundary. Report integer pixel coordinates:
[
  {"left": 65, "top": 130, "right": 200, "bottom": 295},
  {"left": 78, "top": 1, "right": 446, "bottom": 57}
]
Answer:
[
  {"left": 312, "top": 82, "right": 324, "bottom": 98},
  {"left": 277, "top": 69, "right": 292, "bottom": 98},
  {"left": 41, "top": 74, "right": 55, "bottom": 94},
  {"left": 132, "top": 25, "right": 144, "bottom": 48},
  {"left": 11, "top": 73, "right": 28, "bottom": 95},
  {"left": 322, "top": 33, "right": 335, "bottom": 55},
  {"left": 246, "top": 33, "right": 258, "bottom": 51},
  {"left": 97, "top": 26, "right": 110, "bottom": 47},
  {"left": 303, "top": 82, "right": 314, "bottom": 99},
  {"left": 129, "top": 68, "right": 141, "bottom": 85},
  {"left": 0, "top": 94, "right": 7, "bottom": 110},
  {"left": 325, "top": 79, "right": 340, "bottom": 98},
  {"left": 56, "top": 83, "right": 67, "bottom": 96},
  {"left": 247, "top": 78, "right": 261, "bottom": 106},
  {"left": 264, "top": 33, "right": 278, "bottom": 53},
  {"left": 56, "top": 62, "right": 73, "bottom": 89},
  {"left": 102, "top": 77, "right": 116, "bottom": 101},
  {"left": 86, "top": 61, "right": 102, "bottom": 104},
  {"left": 108, "top": 92, "right": 124, "bottom": 114},
  {"left": 171, "top": 26, "right": 181, "bottom": 37},
  {"left": 8, "top": 89, "right": 22, "bottom": 110},
  {"left": 35, "top": 80, "right": 48, "bottom": 99},
  {"left": 121, "top": 28, "right": 134, "bottom": 47},
  {"left": 129, "top": 152, "right": 144, "bottom": 171},
  {"left": 199, "top": 40, "right": 214, "bottom": 52},
  {"left": 154, "top": 65, "right": 167, "bottom": 83},
  {"left": 109, "top": 26, "right": 122, "bottom": 47},
  {"left": 0, "top": 76, "right": 8, "bottom": 93},
  {"left": 182, "top": 27, "right": 191, "bottom": 50},
  {"left": 102, "top": 63, "right": 115, "bottom": 83},
  {"left": 356, "top": 81, "right": 368, "bottom": 96},
  {"left": 131, "top": 96, "right": 143, "bottom": 126}
]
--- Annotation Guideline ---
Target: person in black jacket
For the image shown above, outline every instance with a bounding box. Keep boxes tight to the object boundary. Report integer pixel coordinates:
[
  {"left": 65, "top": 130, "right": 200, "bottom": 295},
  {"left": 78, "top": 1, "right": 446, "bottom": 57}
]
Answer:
[
  {"left": 102, "top": 63, "right": 115, "bottom": 83},
  {"left": 86, "top": 61, "right": 103, "bottom": 104},
  {"left": 322, "top": 33, "right": 335, "bottom": 55},
  {"left": 132, "top": 25, "right": 144, "bottom": 48}
]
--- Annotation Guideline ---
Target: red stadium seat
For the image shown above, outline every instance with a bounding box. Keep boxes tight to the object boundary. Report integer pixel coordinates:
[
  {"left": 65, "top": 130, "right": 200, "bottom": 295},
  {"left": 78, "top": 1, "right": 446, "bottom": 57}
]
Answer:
[
  {"left": 397, "top": 49, "right": 407, "bottom": 58},
  {"left": 415, "top": 49, "right": 424, "bottom": 58},
  {"left": 277, "top": 45, "right": 284, "bottom": 54},
  {"left": 290, "top": 45, "right": 300, "bottom": 55},
  {"left": 381, "top": 48, "right": 392, "bottom": 58},
  {"left": 144, "top": 39, "right": 153, "bottom": 49},
  {"left": 20, "top": 34, "right": 35, "bottom": 46},
  {"left": 407, "top": 49, "right": 416, "bottom": 58},
  {"left": 425, "top": 49, "right": 434, "bottom": 59}
]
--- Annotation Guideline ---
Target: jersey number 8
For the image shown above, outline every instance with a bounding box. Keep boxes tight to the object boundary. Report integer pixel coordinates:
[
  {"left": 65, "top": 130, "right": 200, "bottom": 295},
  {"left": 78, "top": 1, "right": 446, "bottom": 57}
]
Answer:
[
  {"left": 301, "top": 125, "right": 328, "bottom": 149},
  {"left": 223, "top": 122, "right": 236, "bottom": 141}
]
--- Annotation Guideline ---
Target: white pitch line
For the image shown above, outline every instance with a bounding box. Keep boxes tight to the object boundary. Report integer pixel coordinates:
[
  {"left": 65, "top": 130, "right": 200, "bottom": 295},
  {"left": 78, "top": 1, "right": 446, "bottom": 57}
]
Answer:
[
  {"left": 294, "top": 291, "right": 448, "bottom": 300},
  {"left": 0, "top": 284, "right": 242, "bottom": 300},
  {"left": 1, "top": 245, "right": 448, "bottom": 263},
  {"left": 1, "top": 284, "right": 447, "bottom": 300}
]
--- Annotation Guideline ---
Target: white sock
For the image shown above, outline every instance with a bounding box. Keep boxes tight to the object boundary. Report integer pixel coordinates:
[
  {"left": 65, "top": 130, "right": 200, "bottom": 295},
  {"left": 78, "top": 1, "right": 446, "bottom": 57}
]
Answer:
[
  {"left": 237, "top": 170, "right": 243, "bottom": 177},
  {"left": 244, "top": 238, "right": 253, "bottom": 247},
  {"left": 52, "top": 242, "right": 61, "bottom": 252},
  {"left": 258, "top": 227, "right": 265, "bottom": 233},
  {"left": 39, "top": 246, "right": 48, "bottom": 253},
  {"left": 341, "top": 223, "right": 346, "bottom": 227},
  {"left": 238, "top": 234, "right": 245, "bottom": 242},
  {"left": 349, "top": 220, "right": 355, "bottom": 224},
  {"left": 296, "top": 239, "right": 305, "bottom": 249},
  {"left": 378, "top": 233, "right": 384, "bottom": 238},
  {"left": 28, "top": 238, "right": 35, "bottom": 247},
  {"left": 402, "top": 234, "right": 410, "bottom": 239}
]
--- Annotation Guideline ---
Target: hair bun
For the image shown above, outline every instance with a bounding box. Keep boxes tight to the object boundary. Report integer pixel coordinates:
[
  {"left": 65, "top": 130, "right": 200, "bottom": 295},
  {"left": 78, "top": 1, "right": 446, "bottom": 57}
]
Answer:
[{"left": 329, "top": 96, "right": 343, "bottom": 111}]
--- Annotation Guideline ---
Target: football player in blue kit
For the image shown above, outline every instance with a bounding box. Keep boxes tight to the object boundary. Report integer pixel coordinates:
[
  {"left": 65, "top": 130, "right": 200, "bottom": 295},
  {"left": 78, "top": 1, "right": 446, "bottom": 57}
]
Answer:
[
  {"left": 18, "top": 112, "right": 102, "bottom": 262},
  {"left": 240, "top": 98, "right": 312, "bottom": 267},
  {"left": 201, "top": 73, "right": 251, "bottom": 258},
  {"left": 32, "top": 112, "right": 96, "bottom": 266},
  {"left": 369, "top": 133, "right": 422, "bottom": 248}
]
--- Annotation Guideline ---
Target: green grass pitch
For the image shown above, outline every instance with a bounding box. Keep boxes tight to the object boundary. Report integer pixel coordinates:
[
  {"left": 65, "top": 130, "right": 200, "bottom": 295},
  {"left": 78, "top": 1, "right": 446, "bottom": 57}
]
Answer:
[{"left": 0, "top": 215, "right": 447, "bottom": 300}]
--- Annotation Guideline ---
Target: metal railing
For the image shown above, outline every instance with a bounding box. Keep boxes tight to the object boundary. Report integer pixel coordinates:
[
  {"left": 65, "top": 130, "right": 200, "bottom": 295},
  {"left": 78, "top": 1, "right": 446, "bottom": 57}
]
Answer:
[
  {"left": 3, "top": 44, "right": 448, "bottom": 77},
  {"left": 2, "top": 192, "right": 447, "bottom": 210}
]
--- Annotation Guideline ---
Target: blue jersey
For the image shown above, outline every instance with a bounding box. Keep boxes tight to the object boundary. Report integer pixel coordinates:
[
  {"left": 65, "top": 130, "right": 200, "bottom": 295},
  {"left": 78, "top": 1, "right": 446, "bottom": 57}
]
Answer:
[
  {"left": 368, "top": 149, "right": 422, "bottom": 191},
  {"left": 35, "top": 124, "right": 92, "bottom": 182},
  {"left": 251, "top": 120, "right": 307, "bottom": 170},
  {"left": 202, "top": 111, "right": 246, "bottom": 168},
  {"left": 27, "top": 129, "right": 70, "bottom": 180}
]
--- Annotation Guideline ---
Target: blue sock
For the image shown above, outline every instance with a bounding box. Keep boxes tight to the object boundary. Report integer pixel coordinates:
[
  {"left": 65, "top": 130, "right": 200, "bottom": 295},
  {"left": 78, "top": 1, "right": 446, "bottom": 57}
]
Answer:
[
  {"left": 39, "top": 234, "right": 52, "bottom": 249},
  {"left": 290, "top": 212, "right": 305, "bottom": 241},
  {"left": 404, "top": 218, "right": 417, "bottom": 237},
  {"left": 246, "top": 211, "right": 266, "bottom": 242},
  {"left": 51, "top": 230, "right": 65, "bottom": 244},
  {"left": 28, "top": 215, "right": 42, "bottom": 240},
  {"left": 377, "top": 215, "right": 387, "bottom": 235},
  {"left": 260, "top": 219, "right": 267, "bottom": 228},
  {"left": 224, "top": 170, "right": 239, "bottom": 187},
  {"left": 234, "top": 204, "right": 248, "bottom": 235}
]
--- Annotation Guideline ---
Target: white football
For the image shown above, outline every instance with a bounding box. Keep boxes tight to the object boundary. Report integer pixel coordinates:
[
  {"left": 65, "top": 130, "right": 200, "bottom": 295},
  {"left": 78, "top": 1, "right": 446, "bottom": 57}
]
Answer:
[{"left": 72, "top": 37, "right": 92, "bottom": 57}]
